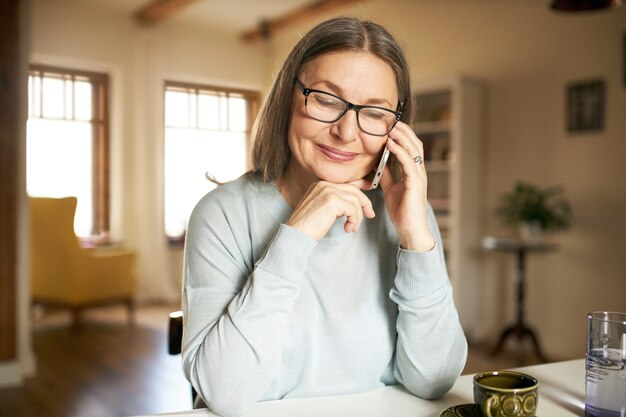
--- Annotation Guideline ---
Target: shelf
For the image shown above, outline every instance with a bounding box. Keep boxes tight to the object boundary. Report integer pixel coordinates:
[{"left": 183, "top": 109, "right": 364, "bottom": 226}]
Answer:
[
  {"left": 413, "top": 77, "right": 484, "bottom": 336},
  {"left": 413, "top": 120, "right": 451, "bottom": 135}
]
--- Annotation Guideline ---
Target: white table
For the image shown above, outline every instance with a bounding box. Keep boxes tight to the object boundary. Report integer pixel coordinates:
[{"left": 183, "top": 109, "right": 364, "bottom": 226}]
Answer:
[{"left": 136, "top": 359, "right": 585, "bottom": 417}]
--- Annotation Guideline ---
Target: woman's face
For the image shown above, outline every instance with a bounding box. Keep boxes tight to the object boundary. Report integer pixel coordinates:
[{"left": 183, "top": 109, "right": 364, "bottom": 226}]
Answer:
[{"left": 287, "top": 50, "right": 399, "bottom": 185}]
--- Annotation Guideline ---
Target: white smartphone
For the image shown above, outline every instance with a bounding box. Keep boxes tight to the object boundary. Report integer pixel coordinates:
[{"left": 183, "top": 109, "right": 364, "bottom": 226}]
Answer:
[{"left": 371, "top": 147, "right": 390, "bottom": 189}]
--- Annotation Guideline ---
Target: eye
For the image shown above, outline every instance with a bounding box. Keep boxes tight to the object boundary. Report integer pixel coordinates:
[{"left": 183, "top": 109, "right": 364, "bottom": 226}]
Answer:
[
  {"left": 360, "top": 108, "right": 388, "bottom": 121},
  {"left": 311, "top": 93, "right": 342, "bottom": 109}
]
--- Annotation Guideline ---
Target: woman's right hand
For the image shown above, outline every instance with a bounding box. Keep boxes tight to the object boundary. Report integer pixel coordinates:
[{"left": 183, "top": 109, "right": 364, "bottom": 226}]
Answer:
[{"left": 285, "top": 181, "right": 376, "bottom": 241}]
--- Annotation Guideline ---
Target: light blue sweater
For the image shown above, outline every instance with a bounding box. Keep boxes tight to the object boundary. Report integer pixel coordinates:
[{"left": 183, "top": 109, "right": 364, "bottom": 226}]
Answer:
[{"left": 181, "top": 173, "right": 467, "bottom": 417}]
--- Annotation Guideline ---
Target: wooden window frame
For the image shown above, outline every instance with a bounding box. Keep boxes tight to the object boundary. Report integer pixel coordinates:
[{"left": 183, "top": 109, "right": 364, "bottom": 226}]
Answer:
[
  {"left": 28, "top": 64, "right": 110, "bottom": 239},
  {"left": 163, "top": 81, "right": 260, "bottom": 245},
  {"left": 164, "top": 81, "right": 259, "bottom": 134}
]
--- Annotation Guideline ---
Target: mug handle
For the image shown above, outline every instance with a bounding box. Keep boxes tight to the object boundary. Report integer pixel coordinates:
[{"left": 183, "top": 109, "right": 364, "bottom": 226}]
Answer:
[{"left": 482, "top": 393, "right": 499, "bottom": 417}]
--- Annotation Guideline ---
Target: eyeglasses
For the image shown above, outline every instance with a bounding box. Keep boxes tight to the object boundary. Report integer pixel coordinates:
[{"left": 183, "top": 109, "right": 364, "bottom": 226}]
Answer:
[{"left": 295, "top": 79, "right": 402, "bottom": 136}]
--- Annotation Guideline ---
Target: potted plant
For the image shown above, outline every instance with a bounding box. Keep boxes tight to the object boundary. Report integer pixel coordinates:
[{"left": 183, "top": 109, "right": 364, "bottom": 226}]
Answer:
[{"left": 496, "top": 181, "right": 573, "bottom": 242}]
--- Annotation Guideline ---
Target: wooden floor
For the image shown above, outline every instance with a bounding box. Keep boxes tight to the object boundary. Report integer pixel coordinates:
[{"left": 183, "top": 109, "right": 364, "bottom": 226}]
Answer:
[
  {"left": 0, "top": 305, "right": 191, "bottom": 417},
  {"left": 0, "top": 304, "right": 546, "bottom": 417}
]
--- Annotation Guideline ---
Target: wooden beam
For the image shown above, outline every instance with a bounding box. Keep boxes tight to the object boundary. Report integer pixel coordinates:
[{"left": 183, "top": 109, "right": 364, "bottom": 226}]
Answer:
[
  {"left": 241, "top": 0, "right": 367, "bottom": 43},
  {"left": 134, "top": 0, "right": 201, "bottom": 26}
]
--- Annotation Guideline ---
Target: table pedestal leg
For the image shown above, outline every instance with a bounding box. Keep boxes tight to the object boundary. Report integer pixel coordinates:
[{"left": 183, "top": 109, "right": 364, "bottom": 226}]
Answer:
[
  {"left": 490, "top": 248, "right": 548, "bottom": 364},
  {"left": 490, "top": 323, "right": 548, "bottom": 364}
]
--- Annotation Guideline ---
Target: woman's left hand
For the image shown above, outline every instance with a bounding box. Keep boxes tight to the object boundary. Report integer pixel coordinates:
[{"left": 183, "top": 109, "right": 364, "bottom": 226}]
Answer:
[{"left": 377, "top": 121, "right": 435, "bottom": 252}]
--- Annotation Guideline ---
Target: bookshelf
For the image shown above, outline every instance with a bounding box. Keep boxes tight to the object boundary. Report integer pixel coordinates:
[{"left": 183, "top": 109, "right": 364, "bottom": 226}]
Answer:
[{"left": 413, "top": 76, "right": 485, "bottom": 335}]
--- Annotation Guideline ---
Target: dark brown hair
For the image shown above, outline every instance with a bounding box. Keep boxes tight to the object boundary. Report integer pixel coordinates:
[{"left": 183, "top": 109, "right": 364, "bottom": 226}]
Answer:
[{"left": 251, "top": 17, "right": 414, "bottom": 182}]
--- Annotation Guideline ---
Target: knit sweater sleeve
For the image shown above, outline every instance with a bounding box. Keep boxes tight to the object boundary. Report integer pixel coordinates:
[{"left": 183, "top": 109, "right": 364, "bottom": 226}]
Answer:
[
  {"left": 389, "top": 204, "right": 468, "bottom": 399},
  {"left": 181, "top": 192, "right": 316, "bottom": 417}
]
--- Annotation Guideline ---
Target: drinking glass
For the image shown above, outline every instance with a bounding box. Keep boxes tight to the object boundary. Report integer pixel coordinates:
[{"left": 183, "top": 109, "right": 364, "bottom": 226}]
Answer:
[{"left": 585, "top": 311, "right": 626, "bottom": 417}]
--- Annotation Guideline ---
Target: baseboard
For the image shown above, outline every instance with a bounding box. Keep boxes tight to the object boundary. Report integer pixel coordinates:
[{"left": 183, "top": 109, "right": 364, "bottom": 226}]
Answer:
[
  {"left": 0, "top": 361, "right": 25, "bottom": 388},
  {"left": 0, "top": 350, "right": 37, "bottom": 388}
]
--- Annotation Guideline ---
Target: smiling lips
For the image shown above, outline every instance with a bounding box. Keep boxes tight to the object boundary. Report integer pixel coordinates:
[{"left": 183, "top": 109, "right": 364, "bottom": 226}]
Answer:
[{"left": 318, "top": 144, "right": 358, "bottom": 162}]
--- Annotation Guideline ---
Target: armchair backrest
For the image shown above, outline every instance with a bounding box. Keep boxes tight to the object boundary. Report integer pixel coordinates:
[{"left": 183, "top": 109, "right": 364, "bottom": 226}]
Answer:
[{"left": 30, "top": 196, "right": 82, "bottom": 299}]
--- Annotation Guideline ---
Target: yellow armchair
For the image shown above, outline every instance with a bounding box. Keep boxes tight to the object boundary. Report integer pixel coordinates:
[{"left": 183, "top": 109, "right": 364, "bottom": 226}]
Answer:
[{"left": 30, "top": 197, "right": 136, "bottom": 326}]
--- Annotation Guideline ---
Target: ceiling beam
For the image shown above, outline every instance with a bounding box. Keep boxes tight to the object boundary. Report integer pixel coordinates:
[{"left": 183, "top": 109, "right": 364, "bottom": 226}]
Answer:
[
  {"left": 241, "top": 0, "right": 367, "bottom": 43},
  {"left": 134, "top": 0, "right": 201, "bottom": 26}
]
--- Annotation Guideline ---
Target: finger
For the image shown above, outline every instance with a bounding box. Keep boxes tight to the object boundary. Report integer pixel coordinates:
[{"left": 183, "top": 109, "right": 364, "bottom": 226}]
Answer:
[
  {"left": 390, "top": 122, "right": 423, "bottom": 151},
  {"left": 386, "top": 136, "right": 421, "bottom": 178},
  {"left": 388, "top": 122, "right": 423, "bottom": 160},
  {"left": 341, "top": 193, "right": 364, "bottom": 232},
  {"left": 345, "top": 181, "right": 376, "bottom": 219},
  {"left": 356, "top": 189, "right": 376, "bottom": 219},
  {"left": 388, "top": 129, "right": 426, "bottom": 179}
]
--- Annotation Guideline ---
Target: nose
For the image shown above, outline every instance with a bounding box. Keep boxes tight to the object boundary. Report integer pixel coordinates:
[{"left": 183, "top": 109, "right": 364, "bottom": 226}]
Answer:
[{"left": 330, "top": 109, "right": 359, "bottom": 143}]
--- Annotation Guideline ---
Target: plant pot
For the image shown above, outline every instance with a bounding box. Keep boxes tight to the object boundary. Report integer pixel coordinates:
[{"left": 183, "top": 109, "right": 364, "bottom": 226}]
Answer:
[{"left": 518, "top": 222, "right": 545, "bottom": 243}]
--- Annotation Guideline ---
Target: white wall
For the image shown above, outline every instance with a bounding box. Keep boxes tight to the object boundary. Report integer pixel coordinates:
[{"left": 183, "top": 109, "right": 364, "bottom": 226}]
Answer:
[
  {"left": 30, "top": 0, "right": 267, "bottom": 301},
  {"left": 268, "top": 0, "right": 626, "bottom": 359}
]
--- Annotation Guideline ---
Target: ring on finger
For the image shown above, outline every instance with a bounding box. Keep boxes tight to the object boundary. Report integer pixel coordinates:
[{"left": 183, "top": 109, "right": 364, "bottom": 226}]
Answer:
[{"left": 413, "top": 155, "right": 423, "bottom": 165}]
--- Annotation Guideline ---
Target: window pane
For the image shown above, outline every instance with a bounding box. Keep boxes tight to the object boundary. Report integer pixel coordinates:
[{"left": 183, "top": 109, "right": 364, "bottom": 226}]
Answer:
[
  {"left": 32, "top": 77, "right": 42, "bottom": 116},
  {"left": 74, "top": 80, "right": 92, "bottom": 121},
  {"left": 228, "top": 96, "right": 247, "bottom": 132},
  {"left": 65, "top": 79, "right": 74, "bottom": 119},
  {"left": 27, "top": 118, "right": 93, "bottom": 237},
  {"left": 42, "top": 76, "right": 64, "bottom": 118},
  {"left": 198, "top": 93, "right": 220, "bottom": 130},
  {"left": 219, "top": 95, "right": 228, "bottom": 130},
  {"left": 165, "top": 90, "right": 191, "bottom": 127},
  {"left": 30, "top": 75, "right": 42, "bottom": 117},
  {"left": 164, "top": 129, "right": 247, "bottom": 238}
]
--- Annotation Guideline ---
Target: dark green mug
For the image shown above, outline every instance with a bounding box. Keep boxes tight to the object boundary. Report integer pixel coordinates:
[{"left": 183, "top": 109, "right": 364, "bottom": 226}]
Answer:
[{"left": 473, "top": 371, "right": 538, "bottom": 417}]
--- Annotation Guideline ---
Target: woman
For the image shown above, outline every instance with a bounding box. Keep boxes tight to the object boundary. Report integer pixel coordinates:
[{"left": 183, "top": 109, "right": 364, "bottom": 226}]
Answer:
[{"left": 182, "top": 17, "right": 467, "bottom": 417}]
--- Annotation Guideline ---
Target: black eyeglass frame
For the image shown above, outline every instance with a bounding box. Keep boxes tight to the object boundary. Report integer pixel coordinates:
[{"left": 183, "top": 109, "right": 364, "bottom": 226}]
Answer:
[{"left": 295, "top": 79, "right": 403, "bottom": 137}]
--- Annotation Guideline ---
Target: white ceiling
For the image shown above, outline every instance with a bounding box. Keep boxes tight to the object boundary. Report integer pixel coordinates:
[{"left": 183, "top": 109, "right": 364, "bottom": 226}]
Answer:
[{"left": 81, "top": 0, "right": 317, "bottom": 33}]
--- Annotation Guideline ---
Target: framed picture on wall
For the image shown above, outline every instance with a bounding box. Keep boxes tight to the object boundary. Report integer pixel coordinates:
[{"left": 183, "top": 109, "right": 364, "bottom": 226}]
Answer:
[{"left": 566, "top": 79, "right": 605, "bottom": 134}]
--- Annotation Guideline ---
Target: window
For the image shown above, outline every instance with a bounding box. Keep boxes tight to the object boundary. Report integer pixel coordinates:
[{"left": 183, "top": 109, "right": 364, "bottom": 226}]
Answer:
[
  {"left": 163, "top": 81, "right": 259, "bottom": 240},
  {"left": 27, "top": 65, "right": 109, "bottom": 239}
]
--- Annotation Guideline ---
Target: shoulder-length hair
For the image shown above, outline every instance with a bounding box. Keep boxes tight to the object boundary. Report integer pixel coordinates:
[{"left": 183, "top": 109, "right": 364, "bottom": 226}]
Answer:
[{"left": 251, "top": 16, "right": 414, "bottom": 182}]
